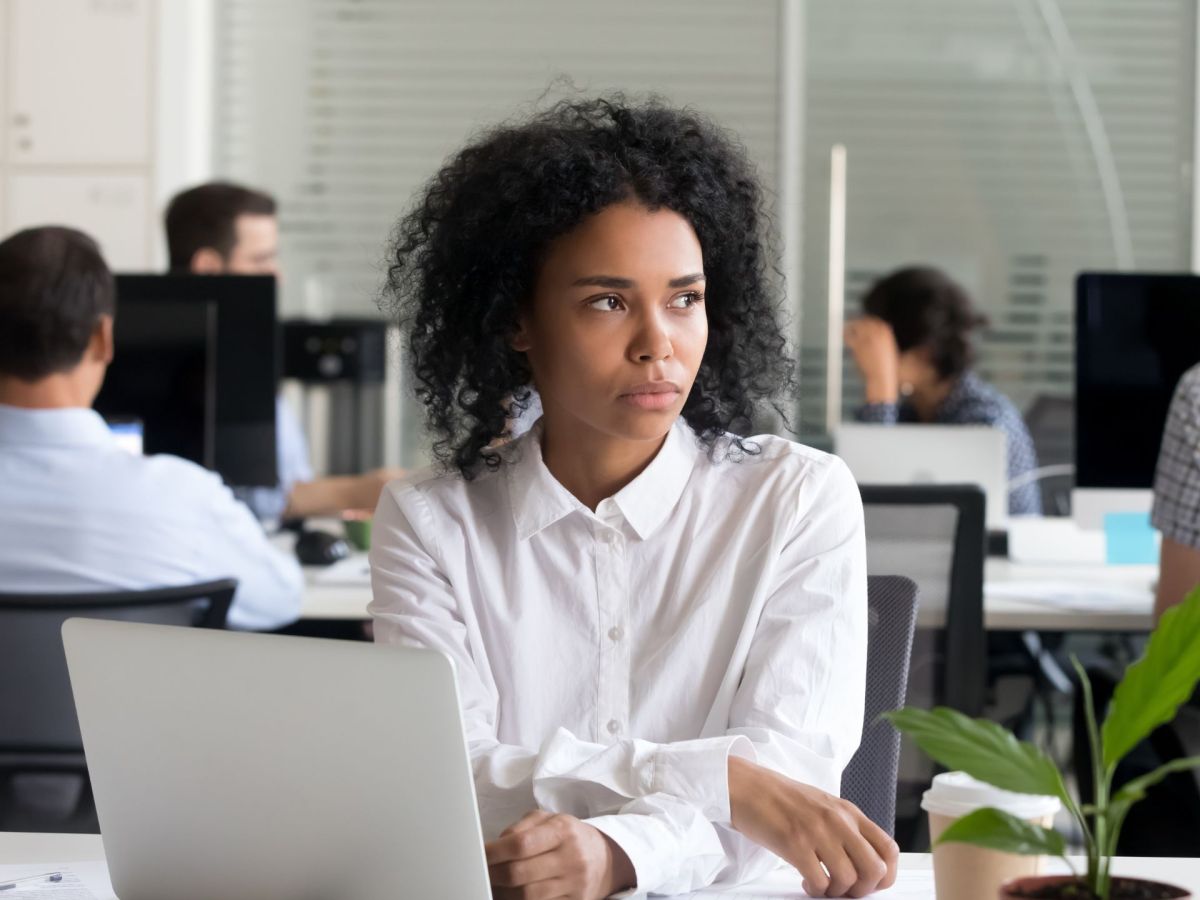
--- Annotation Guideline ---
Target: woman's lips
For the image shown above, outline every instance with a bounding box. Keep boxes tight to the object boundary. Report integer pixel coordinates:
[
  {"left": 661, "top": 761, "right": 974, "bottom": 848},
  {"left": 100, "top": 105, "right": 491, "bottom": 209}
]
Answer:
[{"left": 618, "top": 383, "right": 681, "bottom": 410}]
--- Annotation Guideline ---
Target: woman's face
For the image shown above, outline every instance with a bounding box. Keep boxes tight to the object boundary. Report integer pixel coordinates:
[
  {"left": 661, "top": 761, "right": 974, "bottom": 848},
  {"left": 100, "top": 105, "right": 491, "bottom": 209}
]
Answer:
[{"left": 513, "top": 200, "right": 708, "bottom": 445}]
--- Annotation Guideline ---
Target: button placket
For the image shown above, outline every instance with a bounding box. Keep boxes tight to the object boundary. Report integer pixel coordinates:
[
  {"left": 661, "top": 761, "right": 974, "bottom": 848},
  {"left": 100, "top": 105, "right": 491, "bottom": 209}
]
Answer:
[{"left": 593, "top": 510, "right": 629, "bottom": 744}]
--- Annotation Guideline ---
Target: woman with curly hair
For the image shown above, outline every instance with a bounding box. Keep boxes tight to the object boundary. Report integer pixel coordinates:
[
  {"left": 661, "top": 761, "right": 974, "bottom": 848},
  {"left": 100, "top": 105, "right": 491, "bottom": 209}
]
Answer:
[
  {"left": 369, "top": 97, "right": 896, "bottom": 899},
  {"left": 843, "top": 266, "right": 1042, "bottom": 514}
]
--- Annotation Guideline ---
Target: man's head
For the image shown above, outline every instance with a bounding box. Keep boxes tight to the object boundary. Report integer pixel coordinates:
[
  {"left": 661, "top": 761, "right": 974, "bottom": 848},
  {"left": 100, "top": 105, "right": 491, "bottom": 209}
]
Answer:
[
  {"left": 0, "top": 226, "right": 116, "bottom": 406},
  {"left": 165, "top": 181, "right": 279, "bottom": 275}
]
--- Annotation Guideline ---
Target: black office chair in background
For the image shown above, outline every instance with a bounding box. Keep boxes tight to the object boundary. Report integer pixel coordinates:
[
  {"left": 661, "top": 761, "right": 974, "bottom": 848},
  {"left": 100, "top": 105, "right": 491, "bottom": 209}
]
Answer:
[
  {"left": 1023, "top": 393, "right": 1075, "bottom": 516},
  {"left": 858, "top": 484, "right": 986, "bottom": 848},
  {"left": 0, "top": 579, "right": 235, "bottom": 833},
  {"left": 841, "top": 575, "right": 919, "bottom": 837}
]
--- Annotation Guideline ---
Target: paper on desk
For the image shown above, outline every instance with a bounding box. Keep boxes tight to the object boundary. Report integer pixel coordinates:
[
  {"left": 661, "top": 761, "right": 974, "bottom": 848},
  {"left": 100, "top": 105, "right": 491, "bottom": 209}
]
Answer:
[
  {"left": 311, "top": 554, "right": 372, "bottom": 585},
  {"left": 987, "top": 580, "right": 1151, "bottom": 610},
  {"left": 682, "top": 867, "right": 933, "bottom": 898},
  {"left": 0, "top": 864, "right": 111, "bottom": 899}
]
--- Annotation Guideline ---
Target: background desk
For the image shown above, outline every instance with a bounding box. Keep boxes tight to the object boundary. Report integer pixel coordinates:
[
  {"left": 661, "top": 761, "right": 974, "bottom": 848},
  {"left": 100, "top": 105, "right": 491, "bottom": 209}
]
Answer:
[
  {"left": 297, "top": 553, "right": 1158, "bottom": 633},
  {"left": 4, "top": 832, "right": 1198, "bottom": 897}
]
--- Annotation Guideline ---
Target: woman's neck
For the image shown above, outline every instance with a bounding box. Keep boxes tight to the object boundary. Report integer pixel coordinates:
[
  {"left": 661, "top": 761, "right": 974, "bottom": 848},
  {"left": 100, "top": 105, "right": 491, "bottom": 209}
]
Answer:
[
  {"left": 538, "top": 414, "right": 668, "bottom": 512},
  {"left": 909, "top": 374, "right": 959, "bottom": 422}
]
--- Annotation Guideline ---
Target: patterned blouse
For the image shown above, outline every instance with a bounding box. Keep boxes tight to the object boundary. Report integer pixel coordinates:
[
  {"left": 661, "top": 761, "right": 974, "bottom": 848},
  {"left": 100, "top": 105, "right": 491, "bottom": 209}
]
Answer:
[{"left": 855, "top": 371, "right": 1042, "bottom": 515}]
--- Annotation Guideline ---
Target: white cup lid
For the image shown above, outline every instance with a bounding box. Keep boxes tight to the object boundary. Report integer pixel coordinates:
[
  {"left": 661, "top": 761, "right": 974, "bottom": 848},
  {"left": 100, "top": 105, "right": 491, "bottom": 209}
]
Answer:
[{"left": 921, "top": 771, "right": 1061, "bottom": 820}]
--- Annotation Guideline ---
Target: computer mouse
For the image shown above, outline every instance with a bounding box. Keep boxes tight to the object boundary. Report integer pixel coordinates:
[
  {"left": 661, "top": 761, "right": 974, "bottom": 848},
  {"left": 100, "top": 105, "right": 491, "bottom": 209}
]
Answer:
[{"left": 294, "top": 529, "right": 352, "bottom": 567}]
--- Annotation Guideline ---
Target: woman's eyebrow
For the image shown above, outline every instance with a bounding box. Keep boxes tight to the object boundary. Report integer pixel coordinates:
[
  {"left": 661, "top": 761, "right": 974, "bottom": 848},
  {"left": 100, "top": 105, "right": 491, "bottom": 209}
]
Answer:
[
  {"left": 572, "top": 275, "right": 635, "bottom": 288},
  {"left": 571, "top": 272, "right": 706, "bottom": 289}
]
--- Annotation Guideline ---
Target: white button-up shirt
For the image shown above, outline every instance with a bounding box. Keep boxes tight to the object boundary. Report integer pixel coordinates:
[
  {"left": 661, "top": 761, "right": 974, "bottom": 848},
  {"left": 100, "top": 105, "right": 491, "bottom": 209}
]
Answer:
[
  {"left": 0, "top": 404, "right": 303, "bottom": 630},
  {"left": 368, "top": 420, "right": 866, "bottom": 895}
]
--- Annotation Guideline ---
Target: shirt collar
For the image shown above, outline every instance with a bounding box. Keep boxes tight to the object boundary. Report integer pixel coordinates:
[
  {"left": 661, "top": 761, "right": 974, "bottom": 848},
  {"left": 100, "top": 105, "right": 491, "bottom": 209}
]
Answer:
[
  {"left": 507, "top": 419, "right": 699, "bottom": 542},
  {"left": 0, "top": 404, "right": 116, "bottom": 448}
]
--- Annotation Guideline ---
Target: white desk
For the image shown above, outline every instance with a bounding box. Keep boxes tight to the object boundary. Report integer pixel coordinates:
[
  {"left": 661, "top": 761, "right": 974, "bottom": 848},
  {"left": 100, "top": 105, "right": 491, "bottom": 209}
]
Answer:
[
  {"left": 298, "top": 553, "right": 1157, "bottom": 633},
  {"left": 4, "top": 832, "right": 1199, "bottom": 897}
]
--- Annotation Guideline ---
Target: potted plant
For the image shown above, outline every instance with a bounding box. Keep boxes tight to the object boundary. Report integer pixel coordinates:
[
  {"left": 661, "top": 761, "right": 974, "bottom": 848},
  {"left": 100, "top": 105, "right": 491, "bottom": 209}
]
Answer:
[{"left": 886, "top": 586, "right": 1200, "bottom": 899}]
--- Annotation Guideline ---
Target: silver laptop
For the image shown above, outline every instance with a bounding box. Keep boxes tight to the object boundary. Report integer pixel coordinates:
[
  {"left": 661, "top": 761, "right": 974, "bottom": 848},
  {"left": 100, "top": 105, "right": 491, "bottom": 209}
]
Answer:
[
  {"left": 62, "top": 619, "right": 491, "bottom": 900},
  {"left": 834, "top": 423, "right": 1009, "bottom": 529}
]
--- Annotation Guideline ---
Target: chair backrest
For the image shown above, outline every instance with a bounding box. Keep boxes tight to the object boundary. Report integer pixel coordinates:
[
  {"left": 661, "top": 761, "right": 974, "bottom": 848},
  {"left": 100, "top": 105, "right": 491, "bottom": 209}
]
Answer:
[
  {"left": 1023, "top": 394, "right": 1075, "bottom": 515},
  {"left": 841, "top": 575, "right": 919, "bottom": 836},
  {"left": 0, "top": 580, "right": 235, "bottom": 755},
  {"left": 859, "top": 484, "right": 986, "bottom": 716}
]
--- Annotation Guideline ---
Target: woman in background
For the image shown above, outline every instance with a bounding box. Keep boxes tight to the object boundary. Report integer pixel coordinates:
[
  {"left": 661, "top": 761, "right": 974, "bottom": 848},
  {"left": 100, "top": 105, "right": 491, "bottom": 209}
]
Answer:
[{"left": 844, "top": 265, "right": 1041, "bottom": 515}]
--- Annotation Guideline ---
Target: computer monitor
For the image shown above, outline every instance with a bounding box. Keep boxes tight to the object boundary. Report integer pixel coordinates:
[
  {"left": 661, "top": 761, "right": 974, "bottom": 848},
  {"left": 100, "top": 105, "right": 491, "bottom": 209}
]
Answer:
[
  {"left": 93, "top": 275, "right": 279, "bottom": 487},
  {"left": 1074, "top": 272, "right": 1200, "bottom": 526}
]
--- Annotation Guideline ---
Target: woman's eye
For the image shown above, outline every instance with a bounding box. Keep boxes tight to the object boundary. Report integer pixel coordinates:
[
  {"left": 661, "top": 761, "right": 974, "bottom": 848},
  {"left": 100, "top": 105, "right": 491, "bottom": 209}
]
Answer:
[
  {"left": 588, "top": 295, "right": 623, "bottom": 311},
  {"left": 669, "top": 292, "right": 704, "bottom": 309}
]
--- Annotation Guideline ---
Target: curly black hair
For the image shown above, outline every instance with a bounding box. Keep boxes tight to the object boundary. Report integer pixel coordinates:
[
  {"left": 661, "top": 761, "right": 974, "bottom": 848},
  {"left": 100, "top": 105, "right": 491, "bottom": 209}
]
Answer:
[
  {"left": 384, "top": 96, "right": 795, "bottom": 479},
  {"left": 861, "top": 266, "right": 989, "bottom": 381}
]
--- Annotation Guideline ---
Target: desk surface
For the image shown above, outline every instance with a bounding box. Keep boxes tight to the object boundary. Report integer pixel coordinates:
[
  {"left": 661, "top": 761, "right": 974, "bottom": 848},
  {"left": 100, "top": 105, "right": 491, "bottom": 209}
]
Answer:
[
  {"left": 4, "top": 832, "right": 1198, "bottom": 896},
  {"left": 298, "top": 554, "right": 1157, "bottom": 633}
]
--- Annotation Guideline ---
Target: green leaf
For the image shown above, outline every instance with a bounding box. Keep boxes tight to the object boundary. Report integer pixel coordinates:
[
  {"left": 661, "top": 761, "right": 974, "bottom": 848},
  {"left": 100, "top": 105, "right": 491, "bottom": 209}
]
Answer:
[
  {"left": 1110, "top": 755, "right": 1200, "bottom": 812},
  {"left": 935, "top": 807, "right": 1065, "bottom": 857},
  {"left": 885, "top": 707, "right": 1069, "bottom": 802},
  {"left": 1102, "top": 587, "right": 1200, "bottom": 770}
]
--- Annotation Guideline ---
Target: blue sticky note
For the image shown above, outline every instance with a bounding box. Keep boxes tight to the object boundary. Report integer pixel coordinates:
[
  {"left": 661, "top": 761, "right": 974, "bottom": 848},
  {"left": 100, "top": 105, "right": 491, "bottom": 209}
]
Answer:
[{"left": 1104, "top": 512, "right": 1158, "bottom": 565}]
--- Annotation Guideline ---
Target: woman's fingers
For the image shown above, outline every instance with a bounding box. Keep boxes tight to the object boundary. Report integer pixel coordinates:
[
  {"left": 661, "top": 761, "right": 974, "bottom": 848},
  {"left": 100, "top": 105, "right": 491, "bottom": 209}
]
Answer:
[
  {"left": 858, "top": 815, "right": 900, "bottom": 890},
  {"left": 486, "top": 813, "right": 559, "bottom": 866},
  {"left": 840, "top": 828, "right": 892, "bottom": 897},
  {"left": 794, "top": 849, "right": 830, "bottom": 897}
]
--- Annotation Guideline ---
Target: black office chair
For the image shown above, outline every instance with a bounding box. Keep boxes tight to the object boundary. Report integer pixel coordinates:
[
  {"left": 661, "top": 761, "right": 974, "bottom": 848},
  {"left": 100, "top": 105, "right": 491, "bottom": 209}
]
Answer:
[
  {"left": 0, "top": 579, "right": 235, "bottom": 832},
  {"left": 858, "top": 484, "right": 986, "bottom": 848},
  {"left": 1023, "top": 394, "right": 1075, "bottom": 516},
  {"left": 841, "top": 575, "right": 919, "bottom": 836},
  {"left": 859, "top": 484, "right": 986, "bottom": 716}
]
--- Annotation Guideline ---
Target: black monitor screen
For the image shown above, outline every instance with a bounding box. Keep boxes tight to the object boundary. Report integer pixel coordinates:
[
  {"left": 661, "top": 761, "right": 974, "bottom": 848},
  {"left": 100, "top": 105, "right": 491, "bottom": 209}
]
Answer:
[
  {"left": 1076, "top": 272, "right": 1200, "bottom": 489},
  {"left": 94, "top": 275, "right": 278, "bottom": 487},
  {"left": 97, "top": 299, "right": 216, "bottom": 466}
]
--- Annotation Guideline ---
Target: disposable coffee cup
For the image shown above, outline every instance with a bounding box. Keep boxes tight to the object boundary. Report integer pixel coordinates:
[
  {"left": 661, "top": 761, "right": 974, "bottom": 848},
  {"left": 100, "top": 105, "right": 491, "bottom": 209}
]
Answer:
[{"left": 921, "top": 772, "right": 1061, "bottom": 900}]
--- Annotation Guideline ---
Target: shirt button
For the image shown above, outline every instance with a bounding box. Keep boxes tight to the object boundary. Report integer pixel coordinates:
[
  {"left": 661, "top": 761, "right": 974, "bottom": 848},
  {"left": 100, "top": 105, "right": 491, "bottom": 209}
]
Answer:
[
  {"left": 608, "top": 626, "right": 623, "bottom": 642},
  {"left": 607, "top": 719, "right": 620, "bottom": 734}
]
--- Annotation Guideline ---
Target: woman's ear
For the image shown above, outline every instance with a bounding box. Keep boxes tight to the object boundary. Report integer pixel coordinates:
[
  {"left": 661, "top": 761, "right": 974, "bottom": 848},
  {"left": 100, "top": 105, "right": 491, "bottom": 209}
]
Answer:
[{"left": 509, "top": 320, "right": 532, "bottom": 353}]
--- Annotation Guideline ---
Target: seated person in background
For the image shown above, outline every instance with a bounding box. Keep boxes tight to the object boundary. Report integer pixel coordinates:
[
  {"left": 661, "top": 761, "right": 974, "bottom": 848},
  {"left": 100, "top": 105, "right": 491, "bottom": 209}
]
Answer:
[
  {"left": 844, "top": 265, "right": 1041, "bottom": 515},
  {"left": 0, "top": 226, "right": 302, "bottom": 631},
  {"left": 165, "top": 181, "right": 402, "bottom": 522},
  {"left": 371, "top": 98, "right": 896, "bottom": 898},
  {"left": 1152, "top": 363, "right": 1200, "bottom": 619}
]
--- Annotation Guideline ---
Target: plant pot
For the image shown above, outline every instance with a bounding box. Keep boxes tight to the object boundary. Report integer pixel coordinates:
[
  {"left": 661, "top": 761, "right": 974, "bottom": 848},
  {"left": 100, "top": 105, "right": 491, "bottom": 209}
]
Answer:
[{"left": 1000, "top": 874, "right": 1191, "bottom": 899}]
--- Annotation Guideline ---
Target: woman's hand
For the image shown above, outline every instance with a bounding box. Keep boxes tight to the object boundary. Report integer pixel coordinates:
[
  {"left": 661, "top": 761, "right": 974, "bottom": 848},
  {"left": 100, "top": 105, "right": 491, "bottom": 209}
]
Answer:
[
  {"left": 485, "top": 810, "right": 636, "bottom": 899},
  {"left": 844, "top": 317, "right": 900, "bottom": 405},
  {"left": 729, "top": 756, "right": 899, "bottom": 898}
]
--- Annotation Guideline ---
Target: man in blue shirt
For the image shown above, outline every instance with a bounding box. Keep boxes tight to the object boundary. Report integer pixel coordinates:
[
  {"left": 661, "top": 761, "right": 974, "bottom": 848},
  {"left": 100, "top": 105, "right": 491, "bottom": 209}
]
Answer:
[
  {"left": 165, "top": 182, "right": 400, "bottom": 521},
  {"left": 0, "top": 226, "right": 302, "bottom": 630}
]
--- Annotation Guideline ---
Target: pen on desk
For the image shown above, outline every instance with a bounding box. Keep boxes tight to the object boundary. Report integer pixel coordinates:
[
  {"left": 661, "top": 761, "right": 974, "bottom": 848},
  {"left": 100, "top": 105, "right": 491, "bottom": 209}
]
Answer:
[{"left": 0, "top": 872, "right": 63, "bottom": 890}]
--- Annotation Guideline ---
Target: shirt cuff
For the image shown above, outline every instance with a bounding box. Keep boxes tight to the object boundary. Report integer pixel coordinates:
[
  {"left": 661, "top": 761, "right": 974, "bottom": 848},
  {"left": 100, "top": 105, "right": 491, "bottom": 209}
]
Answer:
[
  {"left": 586, "top": 812, "right": 676, "bottom": 897},
  {"left": 650, "top": 734, "right": 755, "bottom": 824}
]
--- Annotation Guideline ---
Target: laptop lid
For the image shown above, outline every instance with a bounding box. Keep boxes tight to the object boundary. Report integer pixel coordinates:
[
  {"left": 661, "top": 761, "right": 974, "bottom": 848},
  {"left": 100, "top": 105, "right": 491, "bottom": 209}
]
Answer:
[
  {"left": 834, "top": 423, "right": 1009, "bottom": 530},
  {"left": 62, "top": 619, "right": 490, "bottom": 900}
]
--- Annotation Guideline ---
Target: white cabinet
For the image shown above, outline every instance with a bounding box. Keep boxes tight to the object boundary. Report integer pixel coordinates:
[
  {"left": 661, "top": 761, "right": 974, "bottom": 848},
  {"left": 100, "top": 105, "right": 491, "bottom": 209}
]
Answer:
[
  {"left": 6, "top": 173, "right": 150, "bottom": 268},
  {"left": 8, "top": 0, "right": 152, "bottom": 166}
]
